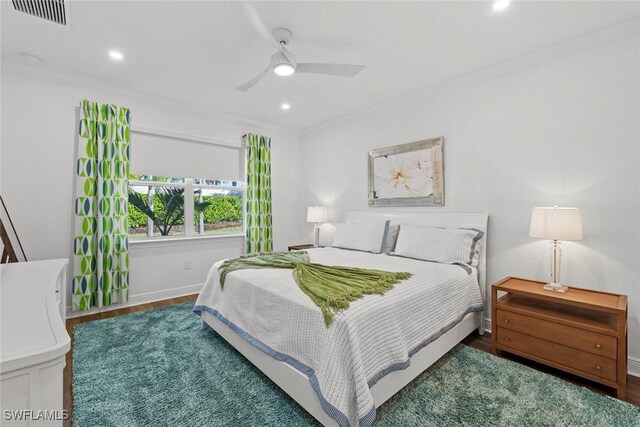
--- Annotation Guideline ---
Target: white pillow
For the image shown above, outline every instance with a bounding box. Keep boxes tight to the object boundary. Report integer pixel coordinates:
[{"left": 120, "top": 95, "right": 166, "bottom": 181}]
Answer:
[
  {"left": 346, "top": 218, "right": 398, "bottom": 254},
  {"left": 392, "top": 225, "right": 484, "bottom": 266},
  {"left": 332, "top": 221, "right": 390, "bottom": 253}
]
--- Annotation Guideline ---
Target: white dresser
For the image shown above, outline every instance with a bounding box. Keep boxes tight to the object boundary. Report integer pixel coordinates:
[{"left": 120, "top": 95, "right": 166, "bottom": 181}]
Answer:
[{"left": 1, "top": 259, "right": 70, "bottom": 426}]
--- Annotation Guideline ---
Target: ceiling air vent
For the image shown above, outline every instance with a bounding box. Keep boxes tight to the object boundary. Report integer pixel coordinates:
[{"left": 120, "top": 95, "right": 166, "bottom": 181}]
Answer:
[{"left": 11, "top": 0, "right": 67, "bottom": 26}]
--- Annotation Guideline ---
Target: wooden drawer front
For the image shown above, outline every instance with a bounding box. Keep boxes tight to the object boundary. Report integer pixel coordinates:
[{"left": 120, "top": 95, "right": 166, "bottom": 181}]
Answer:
[
  {"left": 497, "top": 327, "right": 617, "bottom": 382},
  {"left": 496, "top": 309, "right": 616, "bottom": 359}
]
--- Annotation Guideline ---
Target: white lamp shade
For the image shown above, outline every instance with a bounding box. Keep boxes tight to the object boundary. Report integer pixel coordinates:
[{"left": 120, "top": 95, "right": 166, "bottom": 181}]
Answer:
[
  {"left": 529, "top": 207, "right": 584, "bottom": 241},
  {"left": 307, "top": 206, "right": 327, "bottom": 223}
]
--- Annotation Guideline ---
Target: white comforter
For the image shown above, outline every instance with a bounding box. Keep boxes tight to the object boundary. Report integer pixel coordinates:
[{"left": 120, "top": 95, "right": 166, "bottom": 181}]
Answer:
[{"left": 194, "top": 248, "right": 483, "bottom": 427}]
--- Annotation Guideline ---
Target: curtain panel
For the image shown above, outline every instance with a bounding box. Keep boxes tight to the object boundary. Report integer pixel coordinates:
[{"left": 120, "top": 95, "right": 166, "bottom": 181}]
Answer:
[
  {"left": 72, "top": 100, "right": 131, "bottom": 311},
  {"left": 245, "top": 133, "right": 273, "bottom": 254}
]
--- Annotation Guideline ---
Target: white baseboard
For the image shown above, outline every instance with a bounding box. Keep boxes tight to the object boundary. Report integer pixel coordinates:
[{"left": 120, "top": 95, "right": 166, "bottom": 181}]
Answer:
[
  {"left": 484, "top": 317, "right": 492, "bottom": 333},
  {"left": 66, "top": 283, "right": 203, "bottom": 318},
  {"left": 628, "top": 357, "right": 640, "bottom": 378},
  {"left": 482, "top": 318, "right": 640, "bottom": 379}
]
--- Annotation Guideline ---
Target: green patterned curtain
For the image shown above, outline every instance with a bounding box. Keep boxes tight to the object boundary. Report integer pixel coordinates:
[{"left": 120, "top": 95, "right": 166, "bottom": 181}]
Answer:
[
  {"left": 245, "top": 133, "right": 273, "bottom": 254},
  {"left": 72, "top": 100, "right": 130, "bottom": 311}
]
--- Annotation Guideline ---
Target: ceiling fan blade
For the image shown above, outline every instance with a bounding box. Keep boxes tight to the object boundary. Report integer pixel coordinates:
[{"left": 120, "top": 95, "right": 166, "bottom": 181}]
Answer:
[
  {"left": 235, "top": 66, "right": 270, "bottom": 92},
  {"left": 295, "top": 63, "right": 365, "bottom": 77},
  {"left": 231, "top": 2, "right": 279, "bottom": 49}
]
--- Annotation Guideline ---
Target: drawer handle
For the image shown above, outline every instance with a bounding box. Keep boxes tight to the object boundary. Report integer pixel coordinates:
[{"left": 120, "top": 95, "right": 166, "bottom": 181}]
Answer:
[
  {"left": 55, "top": 290, "right": 60, "bottom": 293},
  {"left": 595, "top": 365, "right": 601, "bottom": 371},
  {"left": 505, "top": 337, "right": 511, "bottom": 342},
  {"left": 595, "top": 343, "right": 601, "bottom": 349},
  {"left": 504, "top": 319, "right": 510, "bottom": 324}
]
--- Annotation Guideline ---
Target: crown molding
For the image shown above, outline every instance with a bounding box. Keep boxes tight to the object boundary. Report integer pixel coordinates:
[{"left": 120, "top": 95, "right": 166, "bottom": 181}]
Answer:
[
  {"left": 1, "top": 60, "right": 300, "bottom": 139},
  {"left": 301, "top": 18, "right": 640, "bottom": 136}
]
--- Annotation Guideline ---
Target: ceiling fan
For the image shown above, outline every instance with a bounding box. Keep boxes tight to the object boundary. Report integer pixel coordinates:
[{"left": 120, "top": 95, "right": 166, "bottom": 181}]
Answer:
[{"left": 233, "top": 2, "right": 366, "bottom": 92}]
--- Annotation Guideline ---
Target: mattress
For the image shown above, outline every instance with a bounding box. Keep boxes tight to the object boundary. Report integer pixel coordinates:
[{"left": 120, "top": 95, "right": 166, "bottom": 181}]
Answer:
[{"left": 194, "top": 247, "right": 483, "bottom": 427}]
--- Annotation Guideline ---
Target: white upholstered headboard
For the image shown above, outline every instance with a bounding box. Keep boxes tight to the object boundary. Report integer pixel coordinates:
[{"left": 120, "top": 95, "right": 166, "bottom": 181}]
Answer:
[{"left": 343, "top": 211, "right": 489, "bottom": 310}]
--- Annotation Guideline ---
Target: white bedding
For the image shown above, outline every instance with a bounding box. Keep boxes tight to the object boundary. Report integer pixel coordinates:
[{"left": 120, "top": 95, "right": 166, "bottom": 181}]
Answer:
[{"left": 194, "top": 247, "right": 483, "bottom": 427}]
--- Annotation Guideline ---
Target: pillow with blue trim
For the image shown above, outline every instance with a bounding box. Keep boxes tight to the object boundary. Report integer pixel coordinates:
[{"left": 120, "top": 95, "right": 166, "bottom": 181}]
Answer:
[
  {"left": 392, "top": 225, "right": 484, "bottom": 266},
  {"left": 332, "top": 220, "right": 390, "bottom": 254}
]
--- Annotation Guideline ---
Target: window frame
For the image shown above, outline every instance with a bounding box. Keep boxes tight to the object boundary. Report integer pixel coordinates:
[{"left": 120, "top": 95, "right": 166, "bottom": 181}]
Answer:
[
  {"left": 128, "top": 178, "right": 246, "bottom": 242},
  {"left": 127, "top": 126, "right": 246, "bottom": 244}
]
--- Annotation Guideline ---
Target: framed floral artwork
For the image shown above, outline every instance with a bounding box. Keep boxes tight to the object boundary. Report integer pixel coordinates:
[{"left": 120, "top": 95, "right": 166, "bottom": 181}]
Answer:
[{"left": 368, "top": 137, "right": 444, "bottom": 207}]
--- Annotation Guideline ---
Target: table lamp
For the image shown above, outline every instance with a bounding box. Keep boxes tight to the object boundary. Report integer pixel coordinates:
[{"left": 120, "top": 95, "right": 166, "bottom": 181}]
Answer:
[
  {"left": 529, "top": 206, "right": 583, "bottom": 291},
  {"left": 307, "top": 206, "right": 327, "bottom": 247}
]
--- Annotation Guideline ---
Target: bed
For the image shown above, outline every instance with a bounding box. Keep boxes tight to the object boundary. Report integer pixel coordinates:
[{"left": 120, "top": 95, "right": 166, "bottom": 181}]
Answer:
[{"left": 194, "top": 211, "right": 488, "bottom": 427}]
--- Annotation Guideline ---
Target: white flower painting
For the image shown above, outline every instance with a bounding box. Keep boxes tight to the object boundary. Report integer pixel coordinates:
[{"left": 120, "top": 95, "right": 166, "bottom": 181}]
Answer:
[{"left": 368, "top": 138, "right": 444, "bottom": 206}]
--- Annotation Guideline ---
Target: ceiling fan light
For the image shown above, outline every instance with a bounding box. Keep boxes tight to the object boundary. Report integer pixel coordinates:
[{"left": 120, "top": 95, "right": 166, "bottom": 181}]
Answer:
[
  {"left": 274, "top": 63, "right": 295, "bottom": 77},
  {"left": 493, "top": 0, "right": 511, "bottom": 11}
]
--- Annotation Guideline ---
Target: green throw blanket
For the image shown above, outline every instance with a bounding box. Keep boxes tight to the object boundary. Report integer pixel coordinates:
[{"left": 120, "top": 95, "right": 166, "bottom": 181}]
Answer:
[{"left": 219, "top": 251, "right": 412, "bottom": 326}]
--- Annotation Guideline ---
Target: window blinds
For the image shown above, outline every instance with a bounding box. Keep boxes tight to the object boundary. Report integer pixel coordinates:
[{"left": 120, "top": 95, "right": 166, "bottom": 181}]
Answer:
[{"left": 129, "top": 130, "right": 243, "bottom": 181}]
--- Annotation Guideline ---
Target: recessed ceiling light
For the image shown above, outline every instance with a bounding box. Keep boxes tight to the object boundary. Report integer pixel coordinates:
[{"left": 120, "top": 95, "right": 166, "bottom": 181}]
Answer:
[
  {"left": 281, "top": 103, "right": 291, "bottom": 111},
  {"left": 108, "top": 50, "right": 124, "bottom": 61},
  {"left": 493, "top": 0, "right": 511, "bottom": 12}
]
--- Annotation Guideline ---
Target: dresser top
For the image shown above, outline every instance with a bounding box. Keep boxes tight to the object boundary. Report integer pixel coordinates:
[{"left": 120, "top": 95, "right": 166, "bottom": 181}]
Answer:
[
  {"left": 493, "top": 277, "right": 627, "bottom": 314},
  {"left": 1, "top": 259, "right": 70, "bottom": 372}
]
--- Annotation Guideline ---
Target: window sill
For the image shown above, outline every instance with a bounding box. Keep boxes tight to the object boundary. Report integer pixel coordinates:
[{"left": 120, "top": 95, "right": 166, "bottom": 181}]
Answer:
[{"left": 129, "top": 233, "right": 245, "bottom": 248}]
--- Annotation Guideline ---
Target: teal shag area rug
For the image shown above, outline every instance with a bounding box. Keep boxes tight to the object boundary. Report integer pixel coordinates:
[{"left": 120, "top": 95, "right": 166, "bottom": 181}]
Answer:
[{"left": 73, "top": 303, "right": 640, "bottom": 426}]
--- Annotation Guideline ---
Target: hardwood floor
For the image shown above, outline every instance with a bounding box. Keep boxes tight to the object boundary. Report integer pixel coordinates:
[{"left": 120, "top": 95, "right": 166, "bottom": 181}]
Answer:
[{"left": 64, "top": 296, "right": 639, "bottom": 426}]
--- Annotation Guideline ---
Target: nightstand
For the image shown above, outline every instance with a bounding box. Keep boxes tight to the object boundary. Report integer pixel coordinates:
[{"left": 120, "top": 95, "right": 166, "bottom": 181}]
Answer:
[
  {"left": 492, "top": 277, "right": 628, "bottom": 399},
  {"left": 288, "top": 244, "right": 316, "bottom": 251}
]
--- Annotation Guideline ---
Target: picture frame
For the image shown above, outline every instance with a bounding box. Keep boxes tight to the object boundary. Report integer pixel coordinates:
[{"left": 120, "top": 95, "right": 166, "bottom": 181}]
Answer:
[{"left": 368, "top": 137, "right": 444, "bottom": 207}]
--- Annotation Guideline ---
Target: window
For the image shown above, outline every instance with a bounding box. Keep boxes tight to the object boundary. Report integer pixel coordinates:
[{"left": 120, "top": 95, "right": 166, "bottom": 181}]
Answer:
[
  {"left": 128, "top": 175, "right": 244, "bottom": 240},
  {"left": 127, "top": 127, "right": 245, "bottom": 241}
]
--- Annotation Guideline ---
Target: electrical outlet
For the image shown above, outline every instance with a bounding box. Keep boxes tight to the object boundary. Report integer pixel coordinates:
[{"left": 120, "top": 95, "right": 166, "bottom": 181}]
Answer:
[{"left": 184, "top": 261, "right": 192, "bottom": 270}]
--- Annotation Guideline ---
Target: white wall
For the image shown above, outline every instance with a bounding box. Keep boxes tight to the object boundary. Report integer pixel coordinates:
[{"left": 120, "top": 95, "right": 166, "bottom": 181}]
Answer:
[
  {"left": 298, "top": 36, "right": 640, "bottom": 364},
  {"left": 2, "top": 31, "right": 638, "bottom": 372},
  {"left": 0, "top": 68, "right": 300, "bottom": 312}
]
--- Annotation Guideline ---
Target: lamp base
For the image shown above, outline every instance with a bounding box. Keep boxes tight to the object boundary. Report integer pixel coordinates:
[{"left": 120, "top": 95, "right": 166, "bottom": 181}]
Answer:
[
  {"left": 313, "top": 223, "right": 320, "bottom": 247},
  {"left": 543, "top": 282, "right": 569, "bottom": 293}
]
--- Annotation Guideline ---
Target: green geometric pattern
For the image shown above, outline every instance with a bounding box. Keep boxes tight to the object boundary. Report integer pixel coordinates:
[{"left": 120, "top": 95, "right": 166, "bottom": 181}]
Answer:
[
  {"left": 72, "top": 100, "right": 130, "bottom": 311},
  {"left": 245, "top": 133, "right": 273, "bottom": 254}
]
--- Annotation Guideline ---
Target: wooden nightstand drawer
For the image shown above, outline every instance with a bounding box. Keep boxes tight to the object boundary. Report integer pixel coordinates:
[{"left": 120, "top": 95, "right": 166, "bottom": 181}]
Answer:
[
  {"left": 497, "top": 327, "right": 617, "bottom": 382},
  {"left": 492, "top": 277, "right": 628, "bottom": 399},
  {"left": 496, "top": 309, "right": 617, "bottom": 359}
]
